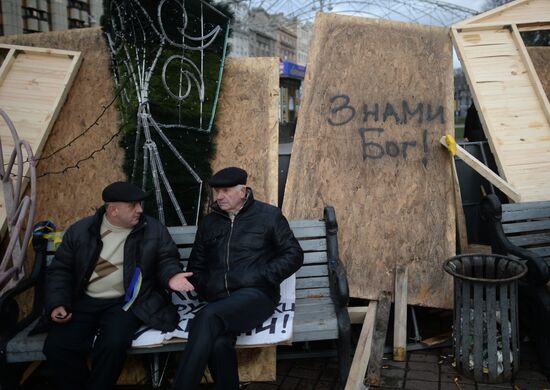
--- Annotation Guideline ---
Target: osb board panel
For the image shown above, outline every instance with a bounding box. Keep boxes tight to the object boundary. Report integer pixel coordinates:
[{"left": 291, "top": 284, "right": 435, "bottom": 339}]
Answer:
[
  {"left": 0, "top": 28, "right": 125, "bottom": 230},
  {"left": 119, "top": 346, "right": 276, "bottom": 385},
  {"left": 237, "top": 346, "right": 276, "bottom": 382},
  {"left": 117, "top": 347, "right": 275, "bottom": 384},
  {"left": 212, "top": 57, "right": 279, "bottom": 206},
  {"left": 456, "top": 0, "right": 550, "bottom": 27},
  {"left": 282, "top": 13, "right": 455, "bottom": 309},
  {"left": 454, "top": 28, "right": 550, "bottom": 201},
  {"left": 528, "top": 47, "right": 550, "bottom": 100}
]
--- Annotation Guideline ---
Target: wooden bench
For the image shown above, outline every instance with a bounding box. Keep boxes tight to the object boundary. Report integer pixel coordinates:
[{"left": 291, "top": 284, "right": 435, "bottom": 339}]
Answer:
[
  {"left": 0, "top": 206, "right": 351, "bottom": 388},
  {"left": 481, "top": 194, "right": 550, "bottom": 374}
]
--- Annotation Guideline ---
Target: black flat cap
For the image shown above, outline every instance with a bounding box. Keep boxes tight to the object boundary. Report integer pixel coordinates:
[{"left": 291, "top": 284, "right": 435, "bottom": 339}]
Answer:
[
  {"left": 102, "top": 181, "right": 150, "bottom": 202},
  {"left": 208, "top": 167, "right": 248, "bottom": 188}
]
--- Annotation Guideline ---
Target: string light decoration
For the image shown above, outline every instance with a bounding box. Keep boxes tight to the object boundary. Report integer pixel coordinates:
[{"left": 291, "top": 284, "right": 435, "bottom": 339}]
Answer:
[{"left": 103, "top": 0, "right": 230, "bottom": 226}]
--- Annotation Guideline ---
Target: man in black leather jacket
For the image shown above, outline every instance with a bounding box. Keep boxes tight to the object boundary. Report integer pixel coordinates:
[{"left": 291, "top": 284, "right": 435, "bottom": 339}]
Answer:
[
  {"left": 43, "top": 182, "right": 194, "bottom": 390},
  {"left": 172, "top": 167, "right": 303, "bottom": 389}
]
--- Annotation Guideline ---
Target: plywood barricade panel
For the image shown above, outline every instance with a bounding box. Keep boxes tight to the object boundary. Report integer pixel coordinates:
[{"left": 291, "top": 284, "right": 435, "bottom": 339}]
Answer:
[
  {"left": 528, "top": 47, "right": 550, "bottom": 100},
  {"left": 282, "top": 13, "right": 455, "bottom": 309},
  {"left": 212, "top": 57, "right": 279, "bottom": 206},
  {"left": 0, "top": 28, "right": 125, "bottom": 230}
]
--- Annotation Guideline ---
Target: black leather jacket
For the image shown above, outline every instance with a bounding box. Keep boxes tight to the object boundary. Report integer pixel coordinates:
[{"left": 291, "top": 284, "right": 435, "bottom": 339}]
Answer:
[
  {"left": 188, "top": 189, "right": 303, "bottom": 304},
  {"left": 45, "top": 207, "right": 182, "bottom": 331}
]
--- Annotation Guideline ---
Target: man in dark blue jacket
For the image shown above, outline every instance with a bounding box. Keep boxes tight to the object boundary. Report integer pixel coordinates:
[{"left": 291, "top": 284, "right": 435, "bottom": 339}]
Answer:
[
  {"left": 43, "top": 181, "right": 194, "bottom": 390},
  {"left": 172, "top": 167, "right": 303, "bottom": 389}
]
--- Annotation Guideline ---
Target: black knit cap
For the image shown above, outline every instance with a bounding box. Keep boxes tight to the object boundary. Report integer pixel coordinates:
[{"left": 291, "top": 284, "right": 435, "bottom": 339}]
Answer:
[
  {"left": 102, "top": 181, "right": 150, "bottom": 202},
  {"left": 208, "top": 167, "right": 248, "bottom": 188}
]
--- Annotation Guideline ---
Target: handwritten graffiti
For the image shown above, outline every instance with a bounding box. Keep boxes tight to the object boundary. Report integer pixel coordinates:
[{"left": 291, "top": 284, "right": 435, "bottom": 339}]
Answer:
[{"left": 326, "top": 94, "right": 445, "bottom": 167}]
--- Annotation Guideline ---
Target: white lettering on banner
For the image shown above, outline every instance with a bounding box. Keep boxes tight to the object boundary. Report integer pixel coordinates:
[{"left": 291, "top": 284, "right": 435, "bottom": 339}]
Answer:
[{"left": 131, "top": 275, "right": 296, "bottom": 347}]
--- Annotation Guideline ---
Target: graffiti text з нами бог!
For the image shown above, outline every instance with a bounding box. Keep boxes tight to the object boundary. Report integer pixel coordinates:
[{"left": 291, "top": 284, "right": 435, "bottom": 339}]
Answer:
[{"left": 326, "top": 95, "right": 445, "bottom": 167}]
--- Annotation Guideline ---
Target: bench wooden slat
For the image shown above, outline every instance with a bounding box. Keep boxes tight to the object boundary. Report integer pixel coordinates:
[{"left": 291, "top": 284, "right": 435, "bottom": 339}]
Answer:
[
  {"left": 502, "top": 201, "right": 550, "bottom": 213},
  {"left": 295, "top": 296, "right": 334, "bottom": 307},
  {"left": 529, "top": 247, "right": 550, "bottom": 258},
  {"left": 303, "top": 251, "right": 327, "bottom": 264},
  {"left": 296, "top": 277, "right": 330, "bottom": 289},
  {"left": 502, "top": 207, "right": 550, "bottom": 223},
  {"left": 299, "top": 238, "right": 327, "bottom": 251},
  {"left": 502, "top": 220, "right": 550, "bottom": 234},
  {"left": 291, "top": 226, "right": 327, "bottom": 239},
  {"left": 296, "top": 264, "right": 328, "bottom": 278},
  {"left": 508, "top": 233, "right": 550, "bottom": 247},
  {"left": 289, "top": 219, "right": 325, "bottom": 229},
  {"left": 296, "top": 288, "right": 331, "bottom": 299}
]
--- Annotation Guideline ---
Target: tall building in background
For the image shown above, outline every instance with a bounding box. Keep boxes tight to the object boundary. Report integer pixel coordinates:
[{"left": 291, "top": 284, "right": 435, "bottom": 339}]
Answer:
[
  {"left": 221, "top": 1, "right": 312, "bottom": 66},
  {"left": 0, "top": 0, "right": 103, "bottom": 36}
]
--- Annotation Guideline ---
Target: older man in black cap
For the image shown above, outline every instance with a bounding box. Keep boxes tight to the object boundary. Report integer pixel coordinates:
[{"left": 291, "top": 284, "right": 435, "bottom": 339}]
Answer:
[
  {"left": 172, "top": 167, "right": 304, "bottom": 389},
  {"left": 43, "top": 181, "right": 194, "bottom": 390}
]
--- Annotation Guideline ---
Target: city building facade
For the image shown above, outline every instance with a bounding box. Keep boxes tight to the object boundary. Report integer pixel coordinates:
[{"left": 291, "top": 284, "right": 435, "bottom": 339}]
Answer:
[{"left": 0, "top": 0, "right": 103, "bottom": 36}]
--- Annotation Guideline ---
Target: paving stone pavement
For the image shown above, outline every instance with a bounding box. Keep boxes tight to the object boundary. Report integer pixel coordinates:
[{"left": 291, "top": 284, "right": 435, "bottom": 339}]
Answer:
[
  {"left": 242, "top": 341, "right": 550, "bottom": 390},
  {"left": 18, "top": 340, "right": 550, "bottom": 389}
]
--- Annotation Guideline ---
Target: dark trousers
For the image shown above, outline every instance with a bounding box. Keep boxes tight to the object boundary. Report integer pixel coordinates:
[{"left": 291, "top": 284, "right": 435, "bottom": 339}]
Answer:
[
  {"left": 43, "top": 294, "right": 142, "bottom": 390},
  {"left": 172, "top": 288, "right": 276, "bottom": 390}
]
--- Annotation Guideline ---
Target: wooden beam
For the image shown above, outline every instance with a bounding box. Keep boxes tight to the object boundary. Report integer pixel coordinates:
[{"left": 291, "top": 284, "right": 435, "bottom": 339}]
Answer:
[
  {"left": 511, "top": 23, "right": 550, "bottom": 125},
  {"left": 393, "top": 266, "right": 408, "bottom": 362},
  {"left": 452, "top": 0, "right": 531, "bottom": 28},
  {"left": 452, "top": 157, "right": 468, "bottom": 253},
  {"left": 345, "top": 301, "right": 377, "bottom": 390},
  {"left": 366, "top": 291, "right": 392, "bottom": 387},
  {"left": 0, "top": 48, "right": 16, "bottom": 85},
  {"left": 439, "top": 136, "right": 521, "bottom": 202}
]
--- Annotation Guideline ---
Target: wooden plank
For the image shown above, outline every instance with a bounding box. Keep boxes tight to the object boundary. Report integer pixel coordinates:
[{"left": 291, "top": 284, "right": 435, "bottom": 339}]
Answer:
[
  {"left": 503, "top": 219, "right": 550, "bottom": 234},
  {"left": 299, "top": 238, "right": 328, "bottom": 251},
  {"left": 454, "top": 0, "right": 549, "bottom": 28},
  {"left": 452, "top": 156, "right": 469, "bottom": 253},
  {"left": 212, "top": 57, "right": 279, "bottom": 206},
  {"left": 508, "top": 233, "right": 550, "bottom": 247},
  {"left": 393, "top": 266, "right": 408, "bottom": 362},
  {"left": 366, "top": 291, "right": 392, "bottom": 387},
  {"left": 303, "top": 251, "right": 328, "bottom": 264},
  {"left": 440, "top": 136, "right": 521, "bottom": 202},
  {"left": 345, "top": 301, "right": 377, "bottom": 390},
  {"left": 296, "top": 264, "right": 328, "bottom": 278},
  {"left": 296, "top": 287, "right": 331, "bottom": 299},
  {"left": 291, "top": 225, "right": 327, "bottom": 239},
  {"left": 502, "top": 207, "right": 550, "bottom": 222},
  {"left": 296, "top": 277, "right": 330, "bottom": 289},
  {"left": 511, "top": 24, "right": 550, "bottom": 125},
  {"left": 0, "top": 48, "right": 16, "bottom": 85},
  {"left": 289, "top": 219, "right": 326, "bottom": 229},
  {"left": 283, "top": 14, "right": 455, "bottom": 309},
  {"left": 529, "top": 247, "right": 550, "bottom": 258}
]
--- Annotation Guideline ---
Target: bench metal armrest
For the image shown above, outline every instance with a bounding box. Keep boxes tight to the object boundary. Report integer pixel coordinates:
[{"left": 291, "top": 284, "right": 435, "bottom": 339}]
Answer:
[
  {"left": 481, "top": 195, "right": 550, "bottom": 285},
  {"left": 324, "top": 206, "right": 349, "bottom": 308}
]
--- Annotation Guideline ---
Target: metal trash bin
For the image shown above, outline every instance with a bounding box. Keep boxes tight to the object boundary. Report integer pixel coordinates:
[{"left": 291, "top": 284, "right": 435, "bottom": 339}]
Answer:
[{"left": 443, "top": 254, "right": 527, "bottom": 383}]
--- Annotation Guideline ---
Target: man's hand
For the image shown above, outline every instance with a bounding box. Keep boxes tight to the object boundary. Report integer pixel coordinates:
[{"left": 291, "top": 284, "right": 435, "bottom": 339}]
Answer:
[
  {"left": 168, "top": 272, "right": 195, "bottom": 292},
  {"left": 51, "top": 306, "right": 72, "bottom": 324}
]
